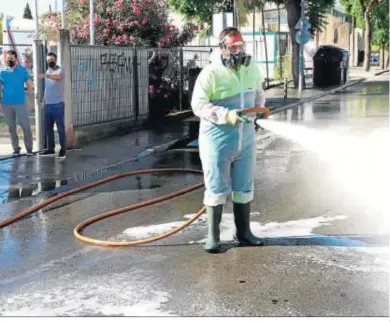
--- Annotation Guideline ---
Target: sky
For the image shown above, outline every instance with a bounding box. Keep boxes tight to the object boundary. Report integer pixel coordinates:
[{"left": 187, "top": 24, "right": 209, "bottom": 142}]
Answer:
[{"left": 0, "top": 0, "right": 60, "bottom": 19}]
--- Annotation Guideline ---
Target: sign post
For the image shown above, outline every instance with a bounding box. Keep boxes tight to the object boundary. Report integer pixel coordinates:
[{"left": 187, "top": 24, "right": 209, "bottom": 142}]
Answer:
[{"left": 295, "top": 1, "right": 311, "bottom": 92}]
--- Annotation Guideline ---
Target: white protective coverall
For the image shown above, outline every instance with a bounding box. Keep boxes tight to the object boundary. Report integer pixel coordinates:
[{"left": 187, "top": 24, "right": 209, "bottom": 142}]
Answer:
[{"left": 191, "top": 49, "right": 266, "bottom": 207}]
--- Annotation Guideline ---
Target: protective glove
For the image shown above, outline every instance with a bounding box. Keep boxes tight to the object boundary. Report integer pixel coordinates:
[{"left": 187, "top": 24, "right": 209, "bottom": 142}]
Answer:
[{"left": 225, "top": 110, "right": 249, "bottom": 125}]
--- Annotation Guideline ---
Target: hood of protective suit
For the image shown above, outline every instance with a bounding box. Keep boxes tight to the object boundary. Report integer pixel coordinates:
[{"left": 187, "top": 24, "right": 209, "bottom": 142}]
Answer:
[{"left": 208, "top": 48, "right": 224, "bottom": 66}]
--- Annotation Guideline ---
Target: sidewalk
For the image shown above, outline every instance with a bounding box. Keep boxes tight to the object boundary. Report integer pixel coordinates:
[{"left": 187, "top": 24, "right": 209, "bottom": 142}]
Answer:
[
  {"left": 0, "top": 121, "right": 194, "bottom": 205},
  {"left": 0, "top": 121, "right": 188, "bottom": 165},
  {"left": 265, "top": 66, "right": 389, "bottom": 113}
]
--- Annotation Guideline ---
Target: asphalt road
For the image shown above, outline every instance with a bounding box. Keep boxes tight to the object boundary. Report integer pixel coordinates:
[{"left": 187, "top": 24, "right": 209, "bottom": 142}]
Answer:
[{"left": 0, "top": 74, "right": 388, "bottom": 316}]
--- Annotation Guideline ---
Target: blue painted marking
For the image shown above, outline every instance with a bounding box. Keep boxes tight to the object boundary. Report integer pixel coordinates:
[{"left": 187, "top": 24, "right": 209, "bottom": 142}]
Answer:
[{"left": 259, "top": 235, "right": 386, "bottom": 247}]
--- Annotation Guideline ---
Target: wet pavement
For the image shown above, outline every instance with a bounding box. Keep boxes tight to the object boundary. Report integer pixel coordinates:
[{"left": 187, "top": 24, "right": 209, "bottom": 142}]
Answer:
[
  {"left": 0, "top": 122, "right": 190, "bottom": 204},
  {"left": 0, "top": 73, "right": 389, "bottom": 316}
]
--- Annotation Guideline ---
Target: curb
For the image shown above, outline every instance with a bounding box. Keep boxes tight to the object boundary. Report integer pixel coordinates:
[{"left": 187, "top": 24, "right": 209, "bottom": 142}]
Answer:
[
  {"left": 269, "top": 78, "right": 366, "bottom": 115},
  {"left": 0, "top": 110, "right": 194, "bottom": 140},
  {"left": 373, "top": 69, "right": 389, "bottom": 76}
]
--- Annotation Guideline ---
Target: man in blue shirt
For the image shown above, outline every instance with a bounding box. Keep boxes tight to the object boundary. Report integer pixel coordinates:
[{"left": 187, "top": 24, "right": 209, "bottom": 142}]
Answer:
[
  {"left": 0, "top": 50, "right": 34, "bottom": 156},
  {"left": 38, "top": 52, "right": 66, "bottom": 159}
]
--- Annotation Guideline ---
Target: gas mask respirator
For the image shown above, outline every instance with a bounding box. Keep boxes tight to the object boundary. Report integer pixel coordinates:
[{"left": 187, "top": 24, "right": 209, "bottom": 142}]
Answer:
[{"left": 220, "top": 38, "right": 251, "bottom": 68}]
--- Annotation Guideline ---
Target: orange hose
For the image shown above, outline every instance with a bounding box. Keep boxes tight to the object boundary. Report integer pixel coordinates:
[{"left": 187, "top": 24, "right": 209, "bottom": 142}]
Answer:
[{"left": 0, "top": 168, "right": 205, "bottom": 247}]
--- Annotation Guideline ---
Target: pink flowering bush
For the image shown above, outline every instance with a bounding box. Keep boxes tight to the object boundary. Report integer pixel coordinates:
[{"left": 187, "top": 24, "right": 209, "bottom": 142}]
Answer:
[
  {"left": 66, "top": 0, "right": 196, "bottom": 47},
  {"left": 39, "top": 12, "right": 62, "bottom": 41},
  {"left": 39, "top": 0, "right": 198, "bottom": 117}
]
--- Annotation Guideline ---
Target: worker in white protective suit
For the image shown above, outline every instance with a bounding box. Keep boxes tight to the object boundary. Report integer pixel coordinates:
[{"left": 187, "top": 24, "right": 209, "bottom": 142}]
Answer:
[{"left": 191, "top": 27, "right": 267, "bottom": 253}]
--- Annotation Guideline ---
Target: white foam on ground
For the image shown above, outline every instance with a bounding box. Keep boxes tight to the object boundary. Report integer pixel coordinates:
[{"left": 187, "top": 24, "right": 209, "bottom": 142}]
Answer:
[
  {"left": 120, "top": 212, "right": 347, "bottom": 243},
  {"left": 121, "top": 221, "right": 186, "bottom": 239},
  {"left": 0, "top": 271, "right": 175, "bottom": 316},
  {"left": 192, "top": 213, "right": 347, "bottom": 243},
  {"left": 118, "top": 213, "right": 390, "bottom": 274}
]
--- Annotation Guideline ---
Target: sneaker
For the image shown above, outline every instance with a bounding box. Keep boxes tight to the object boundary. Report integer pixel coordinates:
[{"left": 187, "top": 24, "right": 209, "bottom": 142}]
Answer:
[
  {"left": 57, "top": 150, "right": 66, "bottom": 160},
  {"left": 39, "top": 150, "right": 55, "bottom": 157},
  {"left": 12, "top": 151, "right": 20, "bottom": 157},
  {"left": 26, "top": 150, "right": 33, "bottom": 156}
]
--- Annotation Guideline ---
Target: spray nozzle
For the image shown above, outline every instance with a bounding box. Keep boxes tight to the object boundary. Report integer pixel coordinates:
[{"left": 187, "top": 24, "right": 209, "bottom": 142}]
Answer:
[{"left": 237, "top": 111, "right": 250, "bottom": 123}]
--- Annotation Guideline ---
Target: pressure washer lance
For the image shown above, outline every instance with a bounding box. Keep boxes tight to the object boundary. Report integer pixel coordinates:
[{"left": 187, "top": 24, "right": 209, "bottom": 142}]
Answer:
[{"left": 238, "top": 107, "right": 270, "bottom": 123}]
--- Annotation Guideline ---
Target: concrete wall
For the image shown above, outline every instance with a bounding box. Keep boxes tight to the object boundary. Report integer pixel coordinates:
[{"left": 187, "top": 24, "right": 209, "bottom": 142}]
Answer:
[{"left": 317, "top": 15, "right": 351, "bottom": 50}]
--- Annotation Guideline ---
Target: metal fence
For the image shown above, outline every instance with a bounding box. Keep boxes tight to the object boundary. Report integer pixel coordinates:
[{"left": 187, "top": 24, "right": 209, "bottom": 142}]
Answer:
[
  {"left": 248, "top": 33, "right": 292, "bottom": 87},
  {"left": 69, "top": 37, "right": 292, "bottom": 127},
  {"left": 70, "top": 45, "right": 150, "bottom": 127},
  {"left": 143, "top": 47, "right": 215, "bottom": 118},
  {"left": 70, "top": 45, "right": 217, "bottom": 127}
]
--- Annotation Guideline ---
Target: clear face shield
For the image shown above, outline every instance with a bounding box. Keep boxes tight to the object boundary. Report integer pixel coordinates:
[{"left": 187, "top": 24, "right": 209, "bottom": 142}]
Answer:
[
  {"left": 224, "top": 41, "right": 246, "bottom": 55},
  {"left": 220, "top": 38, "right": 251, "bottom": 68}
]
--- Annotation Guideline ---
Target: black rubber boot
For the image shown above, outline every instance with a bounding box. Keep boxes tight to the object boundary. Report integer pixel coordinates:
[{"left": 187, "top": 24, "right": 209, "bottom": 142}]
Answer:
[
  {"left": 204, "top": 205, "right": 223, "bottom": 253},
  {"left": 233, "top": 202, "right": 264, "bottom": 246}
]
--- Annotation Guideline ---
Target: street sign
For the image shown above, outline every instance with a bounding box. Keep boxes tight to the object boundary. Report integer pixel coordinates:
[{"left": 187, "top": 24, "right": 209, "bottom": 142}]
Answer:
[
  {"left": 294, "top": 19, "right": 302, "bottom": 30},
  {"left": 295, "top": 15, "right": 311, "bottom": 45},
  {"left": 295, "top": 30, "right": 311, "bottom": 45},
  {"left": 303, "top": 19, "right": 312, "bottom": 30},
  {"left": 295, "top": 16, "right": 311, "bottom": 30}
]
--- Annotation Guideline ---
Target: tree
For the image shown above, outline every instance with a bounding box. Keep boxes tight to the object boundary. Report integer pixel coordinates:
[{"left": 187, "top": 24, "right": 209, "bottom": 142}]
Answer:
[
  {"left": 38, "top": 1, "right": 198, "bottom": 115},
  {"left": 170, "top": 0, "right": 334, "bottom": 88},
  {"left": 63, "top": 0, "right": 196, "bottom": 47},
  {"left": 23, "top": 3, "right": 33, "bottom": 19},
  {"left": 168, "top": 0, "right": 251, "bottom": 35},
  {"left": 341, "top": 0, "right": 386, "bottom": 71},
  {"left": 371, "top": 0, "right": 389, "bottom": 69}
]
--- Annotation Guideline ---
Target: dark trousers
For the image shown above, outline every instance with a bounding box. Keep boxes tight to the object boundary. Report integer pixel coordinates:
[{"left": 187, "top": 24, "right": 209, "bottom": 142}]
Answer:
[{"left": 44, "top": 102, "right": 66, "bottom": 152}]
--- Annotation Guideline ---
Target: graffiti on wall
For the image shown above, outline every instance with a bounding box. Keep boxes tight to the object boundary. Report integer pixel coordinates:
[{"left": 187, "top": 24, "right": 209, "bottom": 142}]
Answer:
[{"left": 71, "top": 51, "right": 134, "bottom": 92}]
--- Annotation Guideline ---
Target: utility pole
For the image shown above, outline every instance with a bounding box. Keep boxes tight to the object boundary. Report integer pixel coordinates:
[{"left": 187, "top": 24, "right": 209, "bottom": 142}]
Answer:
[
  {"left": 233, "top": 0, "right": 239, "bottom": 27},
  {"left": 33, "top": 0, "right": 44, "bottom": 150},
  {"left": 90, "top": 0, "right": 95, "bottom": 45},
  {"left": 34, "top": 0, "right": 39, "bottom": 40},
  {"left": 298, "top": 0, "right": 305, "bottom": 92},
  {"left": 61, "top": 0, "right": 66, "bottom": 28}
]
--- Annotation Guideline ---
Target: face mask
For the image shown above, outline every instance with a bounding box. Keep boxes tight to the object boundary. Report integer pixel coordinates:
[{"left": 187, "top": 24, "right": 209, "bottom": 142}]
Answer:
[
  {"left": 222, "top": 51, "right": 251, "bottom": 68},
  {"left": 48, "top": 62, "right": 56, "bottom": 68},
  {"left": 7, "top": 60, "right": 16, "bottom": 67}
]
